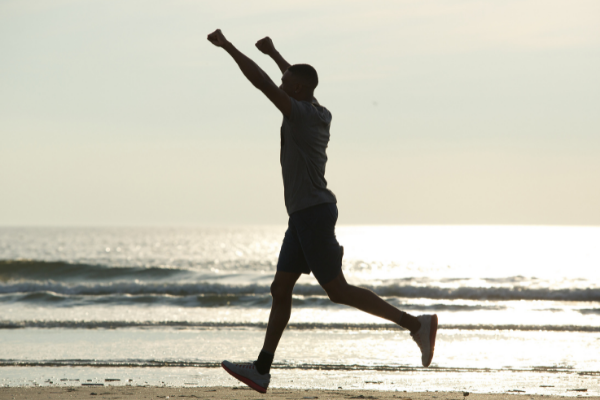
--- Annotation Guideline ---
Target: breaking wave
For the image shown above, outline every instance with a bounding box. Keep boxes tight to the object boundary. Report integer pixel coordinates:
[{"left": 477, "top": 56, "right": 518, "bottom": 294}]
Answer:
[{"left": 1, "top": 280, "right": 599, "bottom": 302}]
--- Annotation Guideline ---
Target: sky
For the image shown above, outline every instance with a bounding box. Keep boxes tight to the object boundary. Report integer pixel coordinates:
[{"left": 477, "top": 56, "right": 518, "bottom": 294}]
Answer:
[{"left": 1, "top": 0, "right": 599, "bottom": 226}]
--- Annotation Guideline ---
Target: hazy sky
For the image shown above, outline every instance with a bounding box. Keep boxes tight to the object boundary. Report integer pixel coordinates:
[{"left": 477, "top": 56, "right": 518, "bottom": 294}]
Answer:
[{"left": 1, "top": 0, "right": 599, "bottom": 226}]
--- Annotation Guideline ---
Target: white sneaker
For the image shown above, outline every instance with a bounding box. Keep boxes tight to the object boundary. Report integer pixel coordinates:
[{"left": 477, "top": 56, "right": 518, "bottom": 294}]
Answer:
[
  {"left": 410, "top": 314, "right": 438, "bottom": 367},
  {"left": 221, "top": 360, "right": 270, "bottom": 393}
]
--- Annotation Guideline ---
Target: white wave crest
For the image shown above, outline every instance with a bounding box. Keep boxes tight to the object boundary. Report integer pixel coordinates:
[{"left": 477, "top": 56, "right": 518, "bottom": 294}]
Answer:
[{"left": 1, "top": 281, "right": 599, "bottom": 301}]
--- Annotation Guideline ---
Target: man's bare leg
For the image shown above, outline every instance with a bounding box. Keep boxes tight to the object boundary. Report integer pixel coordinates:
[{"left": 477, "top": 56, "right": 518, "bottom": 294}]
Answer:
[
  {"left": 261, "top": 271, "right": 302, "bottom": 354},
  {"left": 321, "top": 270, "right": 437, "bottom": 367},
  {"left": 221, "top": 271, "right": 301, "bottom": 392},
  {"left": 321, "top": 271, "right": 421, "bottom": 332}
]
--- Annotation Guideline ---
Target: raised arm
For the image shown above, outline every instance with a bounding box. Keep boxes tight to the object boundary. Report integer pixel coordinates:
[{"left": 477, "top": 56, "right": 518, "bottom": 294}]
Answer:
[
  {"left": 207, "top": 29, "right": 291, "bottom": 117},
  {"left": 256, "top": 36, "right": 319, "bottom": 105},
  {"left": 255, "top": 37, "right": 291, "bottom": 75}
]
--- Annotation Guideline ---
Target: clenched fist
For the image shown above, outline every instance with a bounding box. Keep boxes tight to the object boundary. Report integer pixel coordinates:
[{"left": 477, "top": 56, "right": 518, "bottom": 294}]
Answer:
[
  {"left": 255, "top": 37, "right": 276, "bottom": 55},
  {"left": 207, "top": 29, "right": 229, "bottom": 47}
]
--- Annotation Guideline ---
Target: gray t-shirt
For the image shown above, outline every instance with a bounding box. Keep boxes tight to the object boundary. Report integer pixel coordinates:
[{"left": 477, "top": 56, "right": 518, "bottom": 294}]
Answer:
[{"left": 280, "top": 97, "right": 337, "bottom": 215}]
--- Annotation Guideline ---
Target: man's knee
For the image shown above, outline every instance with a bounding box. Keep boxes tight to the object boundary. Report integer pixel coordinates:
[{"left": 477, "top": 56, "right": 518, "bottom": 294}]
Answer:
[
  {"left": 325, "top": 284, "right": 350, "bottom": 305},
  {"left": 270, "top": 280, "right": 294, "bottom": 302}
]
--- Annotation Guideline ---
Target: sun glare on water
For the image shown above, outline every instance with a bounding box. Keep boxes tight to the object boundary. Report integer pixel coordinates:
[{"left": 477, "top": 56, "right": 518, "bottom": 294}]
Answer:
[{"left": 336, "top": 225, "right": 600, "bottom": 286}]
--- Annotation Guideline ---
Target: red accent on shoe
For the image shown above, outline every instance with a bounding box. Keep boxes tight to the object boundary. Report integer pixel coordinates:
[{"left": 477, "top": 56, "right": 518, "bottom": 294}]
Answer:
[{"left": 221, "top": 362, "right": 267, "bottom": 394}]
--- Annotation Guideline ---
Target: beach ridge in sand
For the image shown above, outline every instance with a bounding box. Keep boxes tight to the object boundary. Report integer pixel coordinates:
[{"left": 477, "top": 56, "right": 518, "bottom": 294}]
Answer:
[{"left": 1, "top": 387, "right": 598, "bottom": 400}]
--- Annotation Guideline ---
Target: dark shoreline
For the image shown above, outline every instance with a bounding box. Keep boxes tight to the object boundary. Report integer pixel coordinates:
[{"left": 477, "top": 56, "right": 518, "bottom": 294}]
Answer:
[{"left": 2, "top": 387, "right": 598, "bottom": 400}]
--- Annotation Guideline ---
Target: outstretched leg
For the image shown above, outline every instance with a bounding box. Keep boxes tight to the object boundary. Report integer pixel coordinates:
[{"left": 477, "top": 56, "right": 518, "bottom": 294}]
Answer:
[
  {"left": 321, "top": 270, "right": 437, "bottom": 367},
  {"left": 321, "top": 270, "right": 420, "bottom": 331}
]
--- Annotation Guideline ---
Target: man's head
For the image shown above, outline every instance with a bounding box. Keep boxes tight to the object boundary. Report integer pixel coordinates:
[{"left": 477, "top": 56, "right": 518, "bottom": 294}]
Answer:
[{"left": 280, "top": 64, "right": 318, "bottom": 101}]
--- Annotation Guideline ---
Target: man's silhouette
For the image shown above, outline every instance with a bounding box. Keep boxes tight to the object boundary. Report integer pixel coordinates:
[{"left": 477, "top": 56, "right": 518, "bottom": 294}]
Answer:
[{"left": 207, "top": 29, "right": 437, "bottom": 393}]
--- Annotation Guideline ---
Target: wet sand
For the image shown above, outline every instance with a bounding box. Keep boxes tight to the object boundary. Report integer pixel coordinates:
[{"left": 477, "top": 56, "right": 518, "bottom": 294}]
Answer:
[{"left": 1, "top": 387, "right": 598, "bottom": 400}]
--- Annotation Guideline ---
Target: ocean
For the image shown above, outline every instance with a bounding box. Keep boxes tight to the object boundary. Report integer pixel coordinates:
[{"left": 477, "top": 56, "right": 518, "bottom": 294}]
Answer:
[{"left": 1, "top": 226, "right": 599, "bottom": 394}]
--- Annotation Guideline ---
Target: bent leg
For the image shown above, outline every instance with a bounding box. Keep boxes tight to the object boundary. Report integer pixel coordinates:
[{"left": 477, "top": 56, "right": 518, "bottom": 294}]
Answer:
[
  {"left": 321, "top": 270, "right": 420, "bottom": 332},
  {"left": 262, "top": 271, "right": 301, "bottom": 354}
]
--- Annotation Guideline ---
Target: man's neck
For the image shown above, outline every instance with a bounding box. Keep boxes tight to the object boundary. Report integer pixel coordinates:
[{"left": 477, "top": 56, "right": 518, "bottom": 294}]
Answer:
[{"left": 291, "top": 92, "right": 315, "bottom": 103}]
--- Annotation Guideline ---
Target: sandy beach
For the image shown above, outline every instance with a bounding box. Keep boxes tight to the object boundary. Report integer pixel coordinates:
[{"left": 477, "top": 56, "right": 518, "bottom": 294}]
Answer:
[{"left": 2, "top": 387, "right": 598, "bottom": 400}]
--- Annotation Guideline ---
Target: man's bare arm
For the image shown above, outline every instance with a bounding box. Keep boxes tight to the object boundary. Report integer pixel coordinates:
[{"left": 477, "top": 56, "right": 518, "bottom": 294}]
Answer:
[
  {"left": 256, "top": 37, "right": 291, "bottom": 74},
  {"left": 207, "top": 29, "right": 291, "bottom": 117},
  {"left": 256, "top": 36, "right": 319, "bottom": 104}
]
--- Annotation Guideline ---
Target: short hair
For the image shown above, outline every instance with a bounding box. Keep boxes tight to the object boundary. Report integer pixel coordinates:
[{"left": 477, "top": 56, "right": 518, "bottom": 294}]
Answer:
[{"left": 287, "top": 64, "right": 318, "bottom": 89}]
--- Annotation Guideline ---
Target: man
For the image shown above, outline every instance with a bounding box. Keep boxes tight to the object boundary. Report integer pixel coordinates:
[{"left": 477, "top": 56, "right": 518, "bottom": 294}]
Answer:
[{"left": 207, "top": 29, "right": 437, "bottom": 394}]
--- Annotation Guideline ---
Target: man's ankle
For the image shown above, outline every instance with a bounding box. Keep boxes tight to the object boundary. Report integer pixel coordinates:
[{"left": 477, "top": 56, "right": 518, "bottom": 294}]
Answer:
[
  {"left": 400, "top": 312, "right": 421, "bottom": 334},
  {"left": 254, "top": 350, "right": 274, "bottom": 375}
]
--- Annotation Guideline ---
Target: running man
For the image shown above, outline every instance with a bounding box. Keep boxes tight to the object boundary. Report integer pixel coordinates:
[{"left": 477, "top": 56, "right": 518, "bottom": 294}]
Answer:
[{"left": 207, "top": 29, "right": 437, "bottom": 393}]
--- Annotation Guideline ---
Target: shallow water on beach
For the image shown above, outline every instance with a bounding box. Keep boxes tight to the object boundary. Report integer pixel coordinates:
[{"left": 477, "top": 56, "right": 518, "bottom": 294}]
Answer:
[
  {"left": 1, "top": 226, "right": 599, "bottom": 393},
  {"left": 1, "top": 365, "right": 599, "bottom": 396}
]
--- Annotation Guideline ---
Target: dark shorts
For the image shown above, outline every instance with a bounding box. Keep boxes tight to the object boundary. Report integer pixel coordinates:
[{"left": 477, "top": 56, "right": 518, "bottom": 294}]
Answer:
[{"left": 277, "top": 202, "right": 343, "bottom": 285}]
